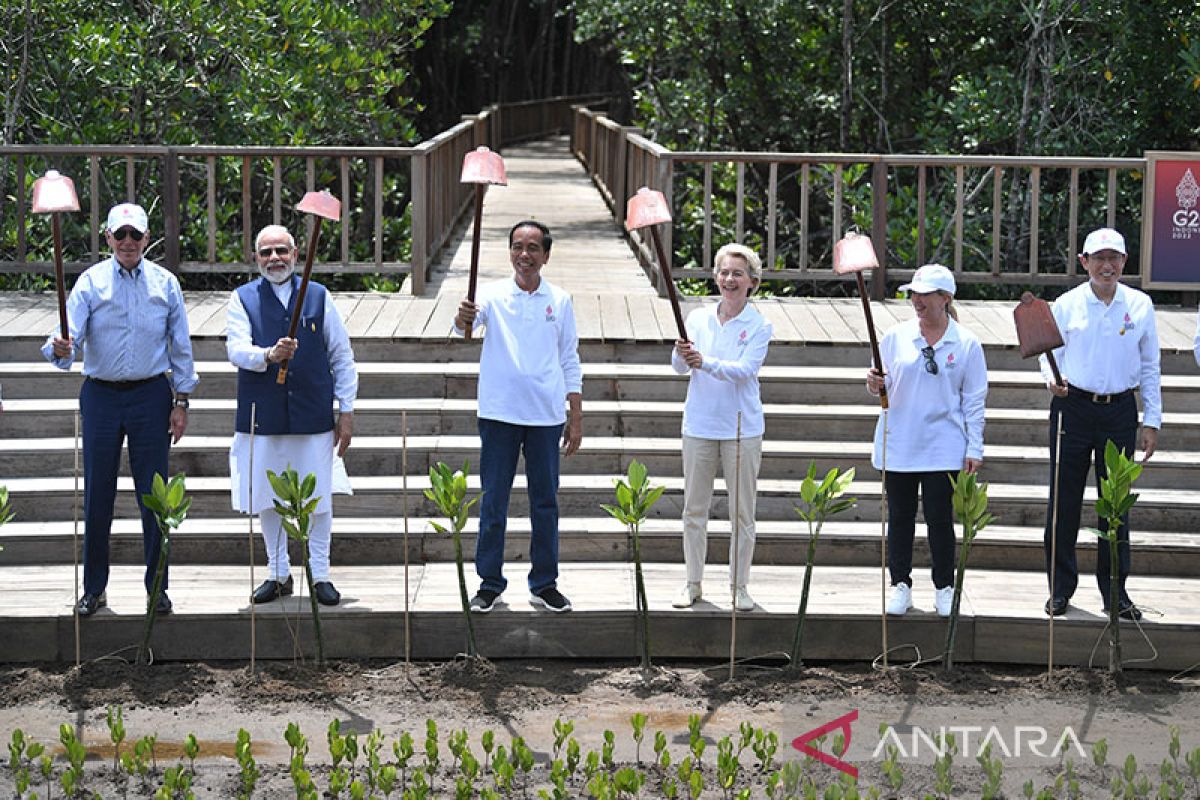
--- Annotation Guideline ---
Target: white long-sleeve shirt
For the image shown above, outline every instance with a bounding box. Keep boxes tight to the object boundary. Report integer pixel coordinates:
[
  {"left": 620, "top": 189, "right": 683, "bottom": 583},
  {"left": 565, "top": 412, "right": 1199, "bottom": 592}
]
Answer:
[
  {"left": 1038, "top": 282, "right": 1161, "bottom": 429},
  {"left": 671, "top": 303, "right": 772, "bottom": 439},
  {"left": 454, "top": 278, "right": 582, "bottom": 426},
  {"left": 225, "top": 280, "right": 358, "bottom": 412},
  {"left": 872, "top": 317, "right": 988, "bottom": 472}
]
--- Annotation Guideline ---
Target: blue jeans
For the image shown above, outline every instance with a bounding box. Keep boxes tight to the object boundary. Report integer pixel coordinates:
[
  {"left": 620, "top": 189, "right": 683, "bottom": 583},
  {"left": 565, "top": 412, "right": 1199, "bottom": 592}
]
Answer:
[
  {"left": 476, "top": 417, "right": 563, "bottom": 595},
  {"left": 80, "top": 375, "right": 173, "bottom": 595}
]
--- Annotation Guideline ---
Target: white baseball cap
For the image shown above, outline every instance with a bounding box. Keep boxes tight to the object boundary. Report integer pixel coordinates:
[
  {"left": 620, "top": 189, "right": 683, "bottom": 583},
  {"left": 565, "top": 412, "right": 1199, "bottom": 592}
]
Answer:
[
  {"left": 1081, "top": 227, "right": 1126, "bottom": 256},
  {"left": 106, "top": 203, "right": 149, "bottom": 234},
  {"left": 898, "top": 263, "right": 956, "bottom": 296}
]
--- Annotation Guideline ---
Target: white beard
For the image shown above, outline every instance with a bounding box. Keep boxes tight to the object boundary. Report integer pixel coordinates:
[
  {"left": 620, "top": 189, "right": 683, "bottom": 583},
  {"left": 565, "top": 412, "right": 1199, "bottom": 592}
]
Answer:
[{"left": 259, "top": 262, "right": 295, "bottom": 284}]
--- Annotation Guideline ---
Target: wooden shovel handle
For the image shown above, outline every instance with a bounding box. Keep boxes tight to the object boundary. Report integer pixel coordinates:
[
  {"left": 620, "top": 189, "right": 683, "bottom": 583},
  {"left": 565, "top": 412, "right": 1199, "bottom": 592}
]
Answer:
[
  {"left": 1045, "top": 351, "right": 1065, "bottom": 388},
  {"left": 52, "top": 214, "right": 69, "bottom": 340},
  {"left": 464, "top": 186, "right": 485, "bottom": 340},
  {"left": 648, "top": 226, "right": 688, "bottom": 341},
  {"left": 276, "top": 218, "right": 323, "bottom": 385},
  {"left": 856, "top": 273, "right": 888, "bottom": 409}
]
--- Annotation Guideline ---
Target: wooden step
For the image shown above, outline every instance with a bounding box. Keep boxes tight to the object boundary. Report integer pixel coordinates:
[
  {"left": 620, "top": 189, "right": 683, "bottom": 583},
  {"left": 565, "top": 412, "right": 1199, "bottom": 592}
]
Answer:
[{"left": 3, "top": 562, "right": 1194, "bottom": 669}]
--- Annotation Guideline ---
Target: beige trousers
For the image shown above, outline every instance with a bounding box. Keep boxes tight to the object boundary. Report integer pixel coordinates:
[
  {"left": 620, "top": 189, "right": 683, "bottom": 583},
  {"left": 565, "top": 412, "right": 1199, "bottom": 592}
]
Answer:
[{"left": 681, "top": 434, "right": 763, "bottom": 587}]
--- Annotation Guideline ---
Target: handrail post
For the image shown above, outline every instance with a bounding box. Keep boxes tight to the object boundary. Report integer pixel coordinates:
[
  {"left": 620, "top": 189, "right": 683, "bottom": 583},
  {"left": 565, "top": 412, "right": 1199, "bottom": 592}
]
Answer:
[
  {"left": 655, "top": 152, "right": 675, "bottom": 298},
  {"left": 870, "top": 159, "right": 888, "bottom": 301},
  {"left": 613, "top": 127, "right": 631, "bottom": 228},
  {"left": 410, "top": 148, "right": 428, "bottom": 296},
  {"left": 163, "top": 148, "right": 181, "bottom": 272}
]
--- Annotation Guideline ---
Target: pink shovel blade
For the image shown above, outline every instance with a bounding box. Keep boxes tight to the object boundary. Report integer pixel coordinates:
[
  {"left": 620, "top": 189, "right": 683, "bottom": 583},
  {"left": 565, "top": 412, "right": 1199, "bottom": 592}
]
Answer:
[
  {"left": 297, "top": 190, "right": 342, "bottom": 221},
  {"left": 832, "top": 233, "right": 879, "bottom": 275},
  {"left": 31, "top": 170, "right": 80, "bottom": 214},
  {"left": 625, "top": 187, "right": 672, "bottom": 231},
  {"left": 460, "top": 146, "right": 508, "bottom": 185}
]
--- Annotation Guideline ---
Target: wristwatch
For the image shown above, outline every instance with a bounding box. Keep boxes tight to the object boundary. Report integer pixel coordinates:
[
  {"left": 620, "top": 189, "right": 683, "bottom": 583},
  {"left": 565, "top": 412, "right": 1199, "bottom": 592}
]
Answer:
[{"left": 173, "top": 398, "right": 190, "bottom": 409}]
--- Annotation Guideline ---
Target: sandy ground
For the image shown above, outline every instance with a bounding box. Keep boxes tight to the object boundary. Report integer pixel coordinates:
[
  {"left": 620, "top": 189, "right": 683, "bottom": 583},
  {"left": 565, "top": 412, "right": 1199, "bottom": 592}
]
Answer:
[{"left": 1, "top": 659, "right": 1199, "bottom": 797}]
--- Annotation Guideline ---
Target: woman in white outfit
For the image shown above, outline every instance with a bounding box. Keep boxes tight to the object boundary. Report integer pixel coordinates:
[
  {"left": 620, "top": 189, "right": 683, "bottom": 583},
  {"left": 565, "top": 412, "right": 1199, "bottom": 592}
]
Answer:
[
  {"left": 671, "top": 244, "right": 773, "bottom": 611},
  {"left": 866, "top": 264, "right": 987, "bottom": 617}
]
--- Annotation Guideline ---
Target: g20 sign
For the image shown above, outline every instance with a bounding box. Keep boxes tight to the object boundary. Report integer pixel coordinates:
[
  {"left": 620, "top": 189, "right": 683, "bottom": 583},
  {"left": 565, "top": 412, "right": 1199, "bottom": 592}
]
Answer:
[{"left": 1142, "top": 151, "right": 1200, "bottom": 289}]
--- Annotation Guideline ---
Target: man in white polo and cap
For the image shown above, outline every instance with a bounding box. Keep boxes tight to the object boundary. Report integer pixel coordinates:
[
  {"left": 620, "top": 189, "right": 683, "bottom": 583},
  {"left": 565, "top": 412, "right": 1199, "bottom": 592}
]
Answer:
[
  {"left": 43, "top": 202, "right": 198, "bottom": 617},
  {"left": 226, "top": 224, "right": 357, "bottom": 607},
  {"left": 1040, "top": 227, "right": 1160, "bottom": 620}
]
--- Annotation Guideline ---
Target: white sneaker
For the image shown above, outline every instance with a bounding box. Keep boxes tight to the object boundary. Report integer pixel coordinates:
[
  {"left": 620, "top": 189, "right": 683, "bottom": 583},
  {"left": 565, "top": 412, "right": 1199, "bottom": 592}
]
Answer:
[
  {"left": 886, "top": 584, "right": 913, "bottom": 616},
  {"left": 672, "top": 583, "right": 702, "bottom": 608},
  {"left": 935, "top": 586, "right": 955, "bottom": 618},
  {"left": 734, "top": 586, "right": 755, "bottom": 612}
]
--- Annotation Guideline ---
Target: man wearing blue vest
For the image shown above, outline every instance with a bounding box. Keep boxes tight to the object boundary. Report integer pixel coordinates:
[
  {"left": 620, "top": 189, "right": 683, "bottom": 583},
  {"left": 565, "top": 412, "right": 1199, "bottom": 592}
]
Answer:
[
  {"left": 226, "top": 224, "right": 358, "bottom": 606},
  {"left": 44, "top": 202, "right": 197, "bottom": 617}
]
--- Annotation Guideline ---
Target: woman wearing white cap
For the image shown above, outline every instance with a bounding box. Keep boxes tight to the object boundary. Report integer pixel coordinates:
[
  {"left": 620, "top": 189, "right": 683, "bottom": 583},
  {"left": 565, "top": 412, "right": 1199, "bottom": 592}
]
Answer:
[
  {"left": 671, "top": 243, "right": 773, "bottom": 612},
  {"left": 866, "top": 264, "right": 988, "bottom": 616}
]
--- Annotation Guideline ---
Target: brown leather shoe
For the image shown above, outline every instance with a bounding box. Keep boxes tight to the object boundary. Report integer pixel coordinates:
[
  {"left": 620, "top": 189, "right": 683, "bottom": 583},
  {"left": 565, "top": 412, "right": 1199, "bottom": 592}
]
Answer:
[{"left": 251, "top": 576, "right": 294, "bottom": 604}]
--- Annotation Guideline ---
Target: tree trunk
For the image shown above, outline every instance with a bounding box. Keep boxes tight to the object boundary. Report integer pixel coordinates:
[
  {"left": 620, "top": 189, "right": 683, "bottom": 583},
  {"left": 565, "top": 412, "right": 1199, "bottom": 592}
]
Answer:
[{"left": 840, "top": 0, "right": 854, "bottom": 151}]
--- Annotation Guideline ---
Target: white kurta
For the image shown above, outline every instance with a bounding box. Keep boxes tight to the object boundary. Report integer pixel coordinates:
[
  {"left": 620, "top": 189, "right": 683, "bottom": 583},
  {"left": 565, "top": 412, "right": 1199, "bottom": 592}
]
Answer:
[{"left": 226, "top": 279, "right": 357, "bottom": 514}]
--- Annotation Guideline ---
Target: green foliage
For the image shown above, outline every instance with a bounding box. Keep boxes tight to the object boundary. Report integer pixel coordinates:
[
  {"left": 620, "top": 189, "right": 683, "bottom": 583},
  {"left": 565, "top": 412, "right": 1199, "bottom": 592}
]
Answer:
[
  {"left": 789, "top": 462, "right": 856, "bottom": 670},
  {"left": 1084, "top": 440, "right": 1143, "bottom": 675},
  {"left": 0, "top": 485, "right": 14, "bottom": 554},
  {"left": 269, "top": 467, "right": 326, "bottom": 665},
  {"left": 424, "top": 461, "right": 480, "bottom": 659},
  {"left": 944, "top": 469, "right": 995, "bottom": 672},
  {"left": 138, "top": 472, "right": 191, "bottom": 664},
  {"left": 601, "top": 460, "right": 665, "bottom": 672}
]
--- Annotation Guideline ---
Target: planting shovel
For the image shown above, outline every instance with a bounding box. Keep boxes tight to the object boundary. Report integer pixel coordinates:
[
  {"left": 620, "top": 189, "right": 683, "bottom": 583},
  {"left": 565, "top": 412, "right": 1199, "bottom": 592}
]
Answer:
[
  {"left": 1013, "top": 292, "right": 1065, "bottom": 387},
  {"left": 460, "top": 147, "right": 508, "bottom": 339},
  {"left": 31, "top": 170, "right": 81, "bottom": 340},
  {"left": 1014, "top": 291, "right": 1067, "bottom": 674},
  {"left": 833, "top": 232, "right": 888, "bottom": 408},
  {"left": 626, "top": 187, "right": 687, "bottom": 341},
  {"left": 277, "top": 190, "right": 341, "bottom": 384},
  {"left": 833, "top": 233, "right": 891, "bottom": 666}
]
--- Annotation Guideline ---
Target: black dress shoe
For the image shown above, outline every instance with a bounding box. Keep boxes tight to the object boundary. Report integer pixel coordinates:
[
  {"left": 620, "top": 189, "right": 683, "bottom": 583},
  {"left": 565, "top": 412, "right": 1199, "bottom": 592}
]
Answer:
[
  {"left": 314, "top": 581, "right": 341, "bottom": 606},
  {"left": 1104, "top": 601, "right": 1143, "bottom": 621},
  {"left": 251, "top": 576, "right": 294, "bottom": 604},
  {"left": 77, "top": 592, "right": 106, "bottom": 616},
  {"left": 153, "top": 592, "right": 173, "bottom": 615},
  {"left": 1044, "top": 596, "right": 1068, "bottom": 616}
]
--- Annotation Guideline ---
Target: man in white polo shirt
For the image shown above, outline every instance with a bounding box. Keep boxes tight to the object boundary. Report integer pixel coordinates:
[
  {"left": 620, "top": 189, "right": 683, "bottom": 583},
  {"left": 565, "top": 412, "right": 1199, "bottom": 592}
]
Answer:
[
  {"left": 1040, "top": 227, "right": 1160, "bottom": 621},
  {"left": 454, "top": 220, "right": 583, "bottom": 613}
]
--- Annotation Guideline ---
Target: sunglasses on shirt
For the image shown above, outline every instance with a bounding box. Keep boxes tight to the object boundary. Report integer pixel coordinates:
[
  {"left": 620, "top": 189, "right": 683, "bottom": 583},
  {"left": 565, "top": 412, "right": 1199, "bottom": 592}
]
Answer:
[
  {"left": 111, "top": 227, "right": 145, "bottom": 242},
  {"left": 257, "top": 245, "right": 292, "bottom": 258},
  {"left": 921, "top": 345, "right": 939, "bottom": 375}
]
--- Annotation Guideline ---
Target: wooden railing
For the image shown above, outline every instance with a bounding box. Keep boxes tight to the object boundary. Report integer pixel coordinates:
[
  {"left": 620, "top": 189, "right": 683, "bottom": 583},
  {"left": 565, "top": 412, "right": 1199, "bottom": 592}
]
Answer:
[
  {"left": 0, "top": 95, "right": 607, "bottom": 295},
  {"left": 573, "top": 107, "right": 1150, "bottom": 299}
]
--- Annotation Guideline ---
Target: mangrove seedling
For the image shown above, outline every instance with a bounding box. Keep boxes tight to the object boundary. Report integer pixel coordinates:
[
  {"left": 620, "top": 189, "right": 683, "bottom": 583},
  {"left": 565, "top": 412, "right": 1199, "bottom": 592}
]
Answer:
[
  {"left": 1085, "top": 440, "right": 1143, "bottom": 675},
  {"left": 600, "top": 460, "right": 665, "bottom": 672},
  {"left": 268, "top": 467, "right": 326, "bottom": 664},
  {"left": 789, "top": 462, "right": 856, "bottom": 670},
  {"left": 424, "top": 461, "right": 481, "bottom": 658},
  {"left": 944, "top": 469, "right": 994, "bottom": 672},
  {"left": 139, "top": 472, "right": 191, "bottom": 664}
]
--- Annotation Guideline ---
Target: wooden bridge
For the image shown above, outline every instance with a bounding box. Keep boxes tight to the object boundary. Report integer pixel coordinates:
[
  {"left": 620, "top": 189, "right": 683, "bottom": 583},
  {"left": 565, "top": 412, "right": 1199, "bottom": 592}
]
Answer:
[{"left": 1, "top": 114, "right": 1199, "bottom": 670}]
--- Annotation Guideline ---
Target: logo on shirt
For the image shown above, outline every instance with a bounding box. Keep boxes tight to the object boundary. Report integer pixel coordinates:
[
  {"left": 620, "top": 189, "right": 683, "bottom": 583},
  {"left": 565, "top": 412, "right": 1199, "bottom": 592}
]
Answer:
[
  {"left": 545, "top": 304, "right": 556, "bottom": 323},
  {"left": 737, "top": 329, "right": 748, "bottom": 348},
  {"left": 945, "top": 352, "right": 957, "bottom": 369},
  {"left": 1121, "top": 312, "right": 1135, "bottom": 335}
]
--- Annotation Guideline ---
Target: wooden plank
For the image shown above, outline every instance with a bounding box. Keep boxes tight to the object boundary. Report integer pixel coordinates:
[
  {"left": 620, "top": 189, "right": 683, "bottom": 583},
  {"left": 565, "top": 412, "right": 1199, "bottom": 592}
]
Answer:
[
  {"left": 392, "top": 297, "right": 438, "bottom": 338},
  {"left": 186, "top": 292, "right": 231, "bottom": 334},
  {"left": 345, "top": 293, "right": 387, "bottom": 337},
  {"left": 0, "top": 294, "right": 43, "bottom": 331},
  {"left": 331, "top": 293, "right": 362, "bottom": 328},
  {"left": 423, "top": 293, "right": 461, "bottom": 338},
  {"left": 364, "top": 295, "right": 414, "bottom": 337},
  {"left": 625, "top": 295, "right": 662, "bottom": 343},
  {"left": 599, "top": 292, "right": 635, "bottom": 341},
  {"left": 806, "top": 299, "right": 860, "bottom": 343},
  {"left": 754, "top": 299, "right": 801, "bottom": 343},
  {"left": 647, "top": 296, "right": 678, "bottom": 341},
  {"left": 572, "top": 292, "right": 603, "bottom": 340},
  {"left": 783, "top": 299, "right": 829, "bottom": 342}
]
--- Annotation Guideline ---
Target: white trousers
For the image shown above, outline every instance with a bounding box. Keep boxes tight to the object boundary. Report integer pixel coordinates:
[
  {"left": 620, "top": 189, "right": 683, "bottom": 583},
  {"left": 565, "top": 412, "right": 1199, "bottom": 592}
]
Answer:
[
  {"left": 681, "top": 434, "right": 763, "bottom": 587},
  {"left": 260, "top": 508, "right": 333, "bottom": 582}
]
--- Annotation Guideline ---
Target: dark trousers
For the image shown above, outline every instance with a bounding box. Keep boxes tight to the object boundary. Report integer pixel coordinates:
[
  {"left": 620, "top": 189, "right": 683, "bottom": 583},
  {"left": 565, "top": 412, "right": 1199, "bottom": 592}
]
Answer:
[
  {"left": 475, "top": 417, "right": 563, "bottom": 595},
  {"left": 1044, "top": 392, "right": 1136, "bottom": 604},
  {"left": 885, "top": 470, "right": 955, "bottom": 589},
  {"left": 80, "top": 376, "right": 173, "bottom": 595}
]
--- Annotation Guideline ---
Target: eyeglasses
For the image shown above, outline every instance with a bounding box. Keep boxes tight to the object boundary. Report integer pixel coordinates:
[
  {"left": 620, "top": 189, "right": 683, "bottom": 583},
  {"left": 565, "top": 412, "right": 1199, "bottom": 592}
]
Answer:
[
  {"left": 257, "top": 245, "right": 291, "bottom": 258},
  {"left": 921, "top": 345, "right": 939, "bottom": 375},
  {"left": 111, "top": 227, "right": 145, "bottom": 242}
]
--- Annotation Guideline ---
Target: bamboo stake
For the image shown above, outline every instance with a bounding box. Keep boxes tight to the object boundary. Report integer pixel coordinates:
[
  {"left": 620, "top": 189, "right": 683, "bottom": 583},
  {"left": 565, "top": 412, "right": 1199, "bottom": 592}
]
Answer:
[
  {"left": 1048, "top": 410, "right": 1064, "bottom": 677},
  {"left": 402, "top": 411, "right": 411, "bottom": 676},
  {"left": 729, "top": 413, "right": 742, "bottom": 680},
  {"left": 72, "top": 410, "right": 80, "bottom": 667},
  {"left": 249, "top": 403, "right": 257, "bottom": 674}
]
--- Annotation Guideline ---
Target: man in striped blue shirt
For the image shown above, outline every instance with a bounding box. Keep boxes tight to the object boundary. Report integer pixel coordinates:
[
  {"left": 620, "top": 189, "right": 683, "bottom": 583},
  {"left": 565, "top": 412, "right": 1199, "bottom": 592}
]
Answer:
[{"left": 43, "top": 202, "right": 198, "bottom": 617}]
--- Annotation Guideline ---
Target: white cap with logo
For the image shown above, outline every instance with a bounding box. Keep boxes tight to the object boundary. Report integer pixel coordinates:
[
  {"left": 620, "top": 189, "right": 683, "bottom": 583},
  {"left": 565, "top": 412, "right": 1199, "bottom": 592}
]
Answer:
[
  {"left": 1081, "top": 227, "right": 1126, "bottom": 256},
  {"left": 106, "top": 203, "right": 149, "bottom": 234},
  {"left": 898, "top": 263, "right": 956, "bottom": 296}
]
